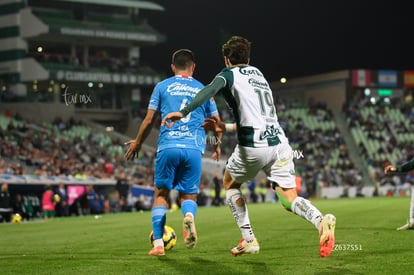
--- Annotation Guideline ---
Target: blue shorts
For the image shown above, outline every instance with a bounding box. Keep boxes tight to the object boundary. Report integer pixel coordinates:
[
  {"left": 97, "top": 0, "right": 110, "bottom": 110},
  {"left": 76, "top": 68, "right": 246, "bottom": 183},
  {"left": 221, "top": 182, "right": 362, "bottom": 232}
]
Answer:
[{"left": 154, "top": 148, "right": 202, "bottom": 194}]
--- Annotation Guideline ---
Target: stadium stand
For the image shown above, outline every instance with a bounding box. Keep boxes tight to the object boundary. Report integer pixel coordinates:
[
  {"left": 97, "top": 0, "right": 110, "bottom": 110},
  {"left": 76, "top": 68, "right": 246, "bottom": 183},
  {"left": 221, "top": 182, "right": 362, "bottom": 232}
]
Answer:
[
  {"left": 344, "top": 93, "right": 414, "bottom": 196},
  {"left": 0, "top": 0, "right": 170, "bottom": 220},
  {"left": 275, "top": 99, "right": 361, "bottom": 198}
]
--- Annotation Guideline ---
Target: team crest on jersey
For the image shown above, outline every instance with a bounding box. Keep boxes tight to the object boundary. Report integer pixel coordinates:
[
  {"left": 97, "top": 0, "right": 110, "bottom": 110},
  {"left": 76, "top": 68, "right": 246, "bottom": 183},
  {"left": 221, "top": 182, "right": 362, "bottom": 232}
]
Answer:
[
  {"left": 259, "top": 125, "right": 280, "bottom": 140},
  {"left": 260, "top": 125, "right": 281, "bottom": 146}
]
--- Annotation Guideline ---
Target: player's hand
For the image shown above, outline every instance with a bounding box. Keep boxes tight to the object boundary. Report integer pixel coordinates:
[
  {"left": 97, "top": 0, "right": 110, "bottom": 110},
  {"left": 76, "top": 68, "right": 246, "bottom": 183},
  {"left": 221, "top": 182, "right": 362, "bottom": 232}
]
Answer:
[
  {"left": 202, "top": 117, "right": 225, "bottom": 132},
  {"left": 212, "top": 145, "right": 221, "bottom": 162},
  {"left": 161, "top": 112, "right": 183, "bottom": 128},
  {"left": 124, "top": 140, "right": 141, "bottom": 160},
  {"left": 384, "top": 165, "right": 397, "bottom": 174}
]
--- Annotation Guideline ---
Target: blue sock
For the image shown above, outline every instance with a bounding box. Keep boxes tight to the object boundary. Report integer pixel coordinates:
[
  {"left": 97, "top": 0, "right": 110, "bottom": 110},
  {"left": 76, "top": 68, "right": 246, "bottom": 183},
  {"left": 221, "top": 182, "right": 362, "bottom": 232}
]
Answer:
[
  {"left": 152, "top": 206, "right": 167, "bottom": 239},
  {"left": 181, "top": 200, "right": 197, "bottom": 218}
]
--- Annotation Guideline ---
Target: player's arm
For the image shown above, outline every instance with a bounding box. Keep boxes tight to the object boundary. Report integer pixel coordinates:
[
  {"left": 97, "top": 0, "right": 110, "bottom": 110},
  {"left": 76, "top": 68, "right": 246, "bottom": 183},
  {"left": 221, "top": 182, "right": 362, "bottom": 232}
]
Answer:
[
  {"left": 124, "top": 109, "right": 157, "bottom": 160},
  {"left": 384, "top": 157, "right": 414, "bottom": 174},
  {"left": 202, "top": 118, "right": 236, "bottom": 133},
  {"left": 210, "top": 114, "right": 223, "bottom": 161},
  {"left": 161, "top": 77, "right": 226, "bottom": 128},
  {"left": 396, "top": 157, "right": 414, "bottom": 173}
]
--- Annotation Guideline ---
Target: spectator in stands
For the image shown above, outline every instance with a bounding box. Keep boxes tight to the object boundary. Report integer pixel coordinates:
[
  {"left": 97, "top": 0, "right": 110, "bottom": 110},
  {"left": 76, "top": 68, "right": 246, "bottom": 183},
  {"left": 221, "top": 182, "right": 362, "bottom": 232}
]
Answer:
[
  {"left": 12, "top": 193, "right": 28, "bottom": 221},
  {"left": 86, "top": 185, "right": 104, "bottom": 215},
  {"left": 55, "top": 183, "right": 69, "bottom": 217},
  {"left": 340, "top": 163, "right": 364, "bottom": 198},
  {"left": 104, "top": 159, "right": 114, "bottom": 174},
  {"left": 135, "top": 194, "right": 152, "bottom": 211},
  {"left": 258, "top": 179, "right": 268, "bottom": 203},
  {"left": 211, "top": 171, "right": 222, "bottom": 206},
  {"left": 196, "top": 185, "right": 208, "bottom": 207},
  {"left": 0, "top": 182, "right": 12, "bottom": 223},
  {"left": 108, "top": 190, "right": 121, "bottom": 213},
  {"left": 125, "top": 189, "right": 138, "bottom": 212},
  {"left": 116, "top": 171, "right": 130, "bottom": 212},
  {"left": 41, "top": 185, "right": 55, "bottom": 219},
  {"left": 248, "top": 179, "right": 258, "bottom": 203}
]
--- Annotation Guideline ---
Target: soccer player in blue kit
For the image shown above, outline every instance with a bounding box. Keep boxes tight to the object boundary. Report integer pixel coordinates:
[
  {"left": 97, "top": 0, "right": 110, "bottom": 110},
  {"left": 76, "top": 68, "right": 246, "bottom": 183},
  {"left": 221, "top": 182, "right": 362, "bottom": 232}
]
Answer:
[{"left": 124, "top": 49, "right": 221, "bottom": 256}]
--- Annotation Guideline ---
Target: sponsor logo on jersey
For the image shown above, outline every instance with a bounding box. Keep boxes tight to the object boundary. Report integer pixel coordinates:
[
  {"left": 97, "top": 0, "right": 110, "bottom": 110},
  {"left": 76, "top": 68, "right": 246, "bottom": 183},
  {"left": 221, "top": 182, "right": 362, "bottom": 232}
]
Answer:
[
  {"left": 248, "top": 78, "right": 269, "bottom": 89},
  {"left": 166, "top": 82, "right": 200, "bottom": 97},
  {"left": 168, "top": 131, "right": 193, "bottom": 137},
  {"left": 239, "top": 67, "right": 263, "bottom": 77}
]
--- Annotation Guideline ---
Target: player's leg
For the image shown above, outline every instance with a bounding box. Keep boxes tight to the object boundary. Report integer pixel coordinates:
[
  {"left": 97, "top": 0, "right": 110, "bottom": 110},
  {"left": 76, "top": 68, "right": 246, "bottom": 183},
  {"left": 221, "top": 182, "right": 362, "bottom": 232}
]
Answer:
[
  {"left": 268, "top": 143, "right": 336, "bottom": 257},
  {"left": 274, "top": 186, "right": 323, "bottom": 229},
  {"left": 180, "top": 193, "right": 198, "bottom": 248},
  {"left": 225, "top": 146, "right": 261, "bottom": 256},
  {"left": 148, "top": 149, "right": 175, "bottom": 256},
  {"left": 225, "top": 172, "right": 260, "bottom": 256},
  {"left": 149, "top": 188, "right": 169, "bottom": 256},
  {"left": 397, "top": 184, "right": 414, "bottom": 230},
  {"left": 176, "top": 149, "right": 202, "bottom": 249},
  {"left": 274, "top": 185, "right": 336, "bottom": 257}
]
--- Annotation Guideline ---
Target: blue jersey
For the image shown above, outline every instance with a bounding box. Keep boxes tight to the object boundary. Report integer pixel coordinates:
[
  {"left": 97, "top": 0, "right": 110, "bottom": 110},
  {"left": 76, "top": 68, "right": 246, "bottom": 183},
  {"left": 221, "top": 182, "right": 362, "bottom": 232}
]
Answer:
[{"left": 148, "top": 75, "right": 218, "bottom": 153}]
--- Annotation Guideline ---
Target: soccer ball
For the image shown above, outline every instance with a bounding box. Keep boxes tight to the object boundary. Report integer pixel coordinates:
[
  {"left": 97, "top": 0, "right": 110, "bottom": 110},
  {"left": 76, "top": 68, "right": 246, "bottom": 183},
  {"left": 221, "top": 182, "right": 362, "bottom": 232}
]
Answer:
[
  {"left": 149, "top": 225, "right": 177, "bottom": 250},
  {"left": 11, "top": 213, "right": 22, "bottom": 224},
  {"left": 53, "top": 194, "right": 61, "bottom": 203}
]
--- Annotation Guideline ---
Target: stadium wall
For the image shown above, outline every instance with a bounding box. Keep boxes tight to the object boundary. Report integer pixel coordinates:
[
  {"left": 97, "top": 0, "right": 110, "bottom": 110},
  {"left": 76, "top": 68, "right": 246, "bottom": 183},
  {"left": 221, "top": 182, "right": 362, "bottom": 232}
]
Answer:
[
  {"left": 320, "top": 186, "right": 409, "bottom": 199},
  {"left": 270, "top": 70, "right": 349, "bottom": 109},
  {"left": 0, "top": 102, "right": 75, "bottom": 122}
]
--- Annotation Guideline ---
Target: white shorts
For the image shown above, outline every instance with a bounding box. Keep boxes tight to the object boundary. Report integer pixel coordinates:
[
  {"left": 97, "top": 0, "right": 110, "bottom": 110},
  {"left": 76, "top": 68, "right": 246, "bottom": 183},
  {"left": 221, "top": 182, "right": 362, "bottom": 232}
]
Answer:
[{"left": 226, "top": 143, "right": 296, "bottom": 189}]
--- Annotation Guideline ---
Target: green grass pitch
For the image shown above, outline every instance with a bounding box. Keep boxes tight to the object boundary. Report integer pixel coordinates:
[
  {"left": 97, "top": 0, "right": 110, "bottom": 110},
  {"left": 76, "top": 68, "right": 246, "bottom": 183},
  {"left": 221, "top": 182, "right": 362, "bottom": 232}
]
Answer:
[{"left": 0, "top": 197, "right": 412, "bottom": 274}]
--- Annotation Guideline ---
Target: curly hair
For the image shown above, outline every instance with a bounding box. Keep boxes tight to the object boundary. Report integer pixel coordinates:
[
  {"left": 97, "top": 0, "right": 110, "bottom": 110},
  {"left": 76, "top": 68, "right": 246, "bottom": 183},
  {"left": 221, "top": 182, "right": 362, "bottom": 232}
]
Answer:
[{"left": 222, "top": 36, "right": 251, "bottom": 65}]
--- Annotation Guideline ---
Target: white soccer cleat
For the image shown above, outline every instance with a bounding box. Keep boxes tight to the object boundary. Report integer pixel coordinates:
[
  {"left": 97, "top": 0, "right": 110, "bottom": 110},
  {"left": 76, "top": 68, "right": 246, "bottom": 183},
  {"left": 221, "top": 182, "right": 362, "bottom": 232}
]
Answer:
[
  {"left": 183, "top": 214, "right": 198, "bottom": 249},
  {"left": 319, "top": 214, "right": 336, "bottom": 258},
  {"left": 396, "top": 221, "right": 414, "bottom": 231},
  {"left": 230, "top": 238, "right": 260, "bottom": 256}
]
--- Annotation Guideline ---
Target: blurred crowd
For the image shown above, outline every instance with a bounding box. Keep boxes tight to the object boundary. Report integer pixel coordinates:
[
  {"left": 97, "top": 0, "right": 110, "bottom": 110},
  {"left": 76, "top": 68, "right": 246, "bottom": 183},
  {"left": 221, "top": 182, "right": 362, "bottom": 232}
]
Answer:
[{"left": 344, "top": 92, "right": 414, "bottom": 196}]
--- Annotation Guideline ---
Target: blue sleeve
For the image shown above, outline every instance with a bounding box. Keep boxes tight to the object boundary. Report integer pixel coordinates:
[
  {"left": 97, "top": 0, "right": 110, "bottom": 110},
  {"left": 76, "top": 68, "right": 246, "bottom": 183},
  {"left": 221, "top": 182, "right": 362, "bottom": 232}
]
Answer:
[
  {"left": 148, "top": 85, "right": 161, "bottom": 111},
  {"left": 206, "top": 98, "right": 219, "bottom": 117}
]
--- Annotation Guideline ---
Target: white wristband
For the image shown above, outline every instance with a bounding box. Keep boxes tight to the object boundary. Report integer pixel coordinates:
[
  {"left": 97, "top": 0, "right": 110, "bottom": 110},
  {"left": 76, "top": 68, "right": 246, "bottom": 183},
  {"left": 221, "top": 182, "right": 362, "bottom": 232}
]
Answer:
[{"left": 225, "top": 123, "right": 234, "bottom": 132}]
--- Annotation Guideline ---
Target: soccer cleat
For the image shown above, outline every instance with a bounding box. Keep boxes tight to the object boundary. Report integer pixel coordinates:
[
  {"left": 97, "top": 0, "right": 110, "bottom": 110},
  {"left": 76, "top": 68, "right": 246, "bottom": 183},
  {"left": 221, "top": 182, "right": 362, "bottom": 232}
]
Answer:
[
  {"left": 183, "top": 214, "right": 198, "bottom": 249},
  {"left": 230, "top": 238, "right": 260, "bottom": 256},
  {"left": 319, "top": 214, "right": 336, "bottom": 258},
  {"left": 396, "top": 221, "right": 414, "bottom": 231},
  {"left": 148, "top": 245, "right": 165, "bottom": 256}
]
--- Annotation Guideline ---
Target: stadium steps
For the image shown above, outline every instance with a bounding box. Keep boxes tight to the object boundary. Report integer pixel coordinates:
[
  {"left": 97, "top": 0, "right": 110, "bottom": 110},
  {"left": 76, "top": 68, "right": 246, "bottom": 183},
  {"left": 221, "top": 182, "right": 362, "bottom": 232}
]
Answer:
[{"left": 332, "top": 109, "right": 374, "bottom": 186}]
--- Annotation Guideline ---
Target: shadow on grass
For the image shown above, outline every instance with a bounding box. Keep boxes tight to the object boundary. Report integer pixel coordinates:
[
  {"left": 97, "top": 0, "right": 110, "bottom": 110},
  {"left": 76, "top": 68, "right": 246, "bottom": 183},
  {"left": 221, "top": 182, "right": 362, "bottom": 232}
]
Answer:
[
  {"left": 314, "top": 267, "right": 365, "bottom": 275},
  {"left": 155, "top": 256, "right": 273, "bottom": 274}
]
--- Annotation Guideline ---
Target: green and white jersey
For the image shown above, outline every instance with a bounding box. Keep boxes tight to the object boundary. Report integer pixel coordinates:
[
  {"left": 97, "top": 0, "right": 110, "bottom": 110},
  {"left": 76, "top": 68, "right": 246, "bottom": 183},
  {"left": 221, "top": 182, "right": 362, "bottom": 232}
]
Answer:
[
  {"left": 179, "top": 65, "right": 289, "bottom": 148},
  {"left": 216, "top": 65, "right": 288, "bottom": 147}
]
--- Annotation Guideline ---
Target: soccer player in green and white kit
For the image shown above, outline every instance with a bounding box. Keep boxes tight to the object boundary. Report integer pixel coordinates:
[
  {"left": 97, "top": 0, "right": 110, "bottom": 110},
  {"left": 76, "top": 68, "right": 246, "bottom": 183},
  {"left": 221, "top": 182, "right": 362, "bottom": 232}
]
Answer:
[
  {"left": 384, "top": 157, "right": 414, "bottom": 230},
  {"left": 162, "top": 36, "right": 336, "bottom": 257}
]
